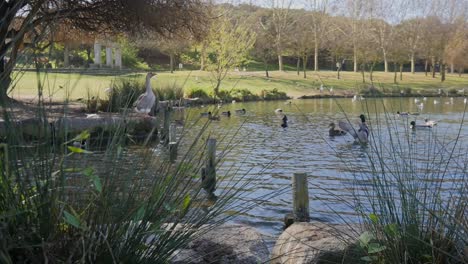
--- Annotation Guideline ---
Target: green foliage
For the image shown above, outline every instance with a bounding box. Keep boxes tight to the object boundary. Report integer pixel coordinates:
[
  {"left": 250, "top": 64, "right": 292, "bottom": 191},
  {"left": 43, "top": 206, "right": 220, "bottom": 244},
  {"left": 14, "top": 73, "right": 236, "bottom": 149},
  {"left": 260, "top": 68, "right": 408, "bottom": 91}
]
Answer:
[
  {"left": 155, "top": 83, "right": 184, "bottom": 101},
  {"left": 230, "top": 88, "right": 260, "bottom": 102},
  {"left": 117, "top": 37, "right": 149, "bottom": 70},
  {"left": 186, "top": 88, "right": 211, "bottom": 100},
  {"left": 359, "top": 85, "right": 384, "bottom": 97},
  {"left": 261, "top": 88, "right": 289, "bottom": 100}
]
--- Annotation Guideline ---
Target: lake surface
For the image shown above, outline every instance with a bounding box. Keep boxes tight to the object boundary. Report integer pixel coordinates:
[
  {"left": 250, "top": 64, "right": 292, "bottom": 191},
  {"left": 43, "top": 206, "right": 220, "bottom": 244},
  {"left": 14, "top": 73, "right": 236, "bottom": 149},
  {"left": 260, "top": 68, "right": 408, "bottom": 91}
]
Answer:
[{"left": 176, "top": 97, "right": 468, "bottom": 241}]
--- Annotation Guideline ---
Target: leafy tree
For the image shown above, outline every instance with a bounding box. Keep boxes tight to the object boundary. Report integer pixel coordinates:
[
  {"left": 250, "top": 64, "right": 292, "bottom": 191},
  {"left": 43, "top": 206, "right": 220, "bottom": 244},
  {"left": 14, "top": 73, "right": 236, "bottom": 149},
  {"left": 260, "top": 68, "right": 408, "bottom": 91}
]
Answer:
[
  {"left": 0, "top": 0, "right": 207, "bottom": 102},
  {"left": 206, "top": 14, "right": 256, "bottom": 97}
]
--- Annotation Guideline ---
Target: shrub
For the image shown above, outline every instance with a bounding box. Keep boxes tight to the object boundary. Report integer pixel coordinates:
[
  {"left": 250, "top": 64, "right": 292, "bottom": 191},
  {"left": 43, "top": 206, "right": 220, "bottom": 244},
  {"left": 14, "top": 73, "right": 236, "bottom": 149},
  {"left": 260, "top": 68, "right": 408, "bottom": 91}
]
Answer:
[
  {"left": 230, "top": 88, "right": 259, "bottom": 102},
  {"left": 155, "top": 83, "right": 184, "bottom": 101},
  {"left": 186, "top": 88, "right": 211, "bottom": 100},
  {"left": 217, "top": 90, "right": 233, "bottom": 102},
  {"left": 262, "top": 88, "right": 289, "bottom": 100},
  {"left": 106, "top": 79, "right": 145, "bottom": 112},
  {"left": 359, "top": 85, "right": 383, "bottom": 97}
]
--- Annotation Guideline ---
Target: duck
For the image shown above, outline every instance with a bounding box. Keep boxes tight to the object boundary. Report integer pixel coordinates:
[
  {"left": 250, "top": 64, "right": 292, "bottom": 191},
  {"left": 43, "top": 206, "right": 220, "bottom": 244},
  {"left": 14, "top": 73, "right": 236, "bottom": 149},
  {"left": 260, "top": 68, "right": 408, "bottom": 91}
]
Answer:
[
  {"left": 424, "top": 119, "right": 437, "bottom": 127},
  {"left": 221, "top": 111, "right": 231, "bottom": 117},
  {"left": 338, "top": 114, "right": 369, "bottom": 144},
  {"left": 200, "top": 112, "right": 211, "bottom": 117},
  {"left": 281, "top": 115, "right": 288, "bottom": 128},
  {"left": 235, "top": 108, "right": 246, "bottom": 114},
  {"left": 134, "top": 72, "right": 156, "bottom": 114},
  {"left": 209, "top": 115, "right": 220, "bottom": 121},
  {"left": 464, "top": 98, "right": 467, "bottom": 104},
  {"left": 397, "top": 111, "right": 410, "bottom": 116},
  {"left": 410, "top": 121, "right": 432, "bottom": 130},
  {"left": 329, "top": 122, "right": 346, "bottom": 136},
  {"left": 275, "top": 108, "right": 283, "bottom": 113}
]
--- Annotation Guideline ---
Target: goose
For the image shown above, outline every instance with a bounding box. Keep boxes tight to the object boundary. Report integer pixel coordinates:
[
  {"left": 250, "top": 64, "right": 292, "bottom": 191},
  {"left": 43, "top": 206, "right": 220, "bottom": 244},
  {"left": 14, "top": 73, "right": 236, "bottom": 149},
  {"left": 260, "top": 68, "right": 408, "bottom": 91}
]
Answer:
[
  {"left": 464, "top": 98, "right": 467, "bottom": 104},
  {"left": 424, "top": 119, "right": 437, "bottom": 127},
  {"left": 134, "top": 72, "right": 156, "bottom": 114},
  {"left": 329, "top": 122, "right": 346, "bottom": 136},
  {"left": 281, "top": 115, "right": 288, "bottom": 128},
  {"left": 235, "top": 108, "right": 246, "bottom": 114},
  {"left": 410, "top": 121, "right": 432, "bottom": 130},
  {"left": 275, "top": 108, "right": 283, "bottom": 113},
  {"left": 397, "top": 111, "right": 410, "bottom": 116},
  {"left": 338, "top": 114, "right": 369, "bottom": 144},
  {"left": 221, "top": 111, "right": 231, "bottom": 117}
]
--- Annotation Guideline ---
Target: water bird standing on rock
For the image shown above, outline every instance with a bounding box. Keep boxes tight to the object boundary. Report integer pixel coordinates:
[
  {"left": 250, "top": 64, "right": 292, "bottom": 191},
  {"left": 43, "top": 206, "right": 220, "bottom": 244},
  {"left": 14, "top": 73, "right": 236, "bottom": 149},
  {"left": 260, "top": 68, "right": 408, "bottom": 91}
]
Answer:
[
  {"left": 134, "top": 72, "right": 156, "bottom": 114},
  {"left": 329, "top": 122, "right": 346, "bottom": 136},
  {"left": 338, "top": 114, "right": 369, "bottom": 144},
  {"left": 281, "top": 115, "right": 288, "bottom": 128}
]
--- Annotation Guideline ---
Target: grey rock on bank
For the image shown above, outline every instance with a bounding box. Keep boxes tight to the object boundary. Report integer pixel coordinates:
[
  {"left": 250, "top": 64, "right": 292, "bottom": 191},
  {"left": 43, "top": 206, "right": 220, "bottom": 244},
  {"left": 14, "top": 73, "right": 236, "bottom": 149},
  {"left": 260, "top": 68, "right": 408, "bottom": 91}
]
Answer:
[
  {"left": 271, "top": 222, "right": 359, "bottom": 264},
  {"left": 171, "top": 224, "right": 269, "bottom": 264}
]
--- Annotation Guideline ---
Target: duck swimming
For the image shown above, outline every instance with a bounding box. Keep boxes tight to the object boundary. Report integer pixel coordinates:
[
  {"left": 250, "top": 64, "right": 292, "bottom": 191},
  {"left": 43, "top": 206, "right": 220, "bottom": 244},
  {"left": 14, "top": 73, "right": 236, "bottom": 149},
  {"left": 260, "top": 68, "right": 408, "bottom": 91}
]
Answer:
[
  {"left": 200, "top": 112, "right": 211, "bottom": 117},
  {"left": 281, "top": 115, "right": 288, "bottom": 128},
  {"left": 410, "top": 121, "right": 432, "bottom": 130},
  {"left": 397, "top": 111, "right": 410, "bottom": 116},
  {"left": 338, "top": 114, "right": 369, "bottom": 144},
  {"left": 235, "top": 108, "right": 246, "bottom": 114},
  {"left": 424, "top": 119, "right": 437, "bottom": 127},
  {"left": 329, "top": 122, "right": 346, "bottom": 136},
  {"left": 221, "top": 111, "right": 231, "bottom": 117}
]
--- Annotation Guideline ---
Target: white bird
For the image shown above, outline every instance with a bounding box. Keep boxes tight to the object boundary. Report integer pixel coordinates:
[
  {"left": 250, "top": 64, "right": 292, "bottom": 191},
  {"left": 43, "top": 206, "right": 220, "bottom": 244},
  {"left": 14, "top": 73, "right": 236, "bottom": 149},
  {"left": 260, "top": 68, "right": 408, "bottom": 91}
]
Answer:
[
  {"left": 338, "top": 114, "right": 369, "bottom": 144},
  {"left": 275, "top": 108, "right": 283, "bottom": 113},
  {"left": 417, "top": 103, "right": 424, "bottom": 111},
  {"left": 104, "top": 87, "right": 113, "bottom": 94},
  {"left": 410, "top": 121, "right": 432, "bottom": 130},
  {"left": 320, "top": 84, "right": 324, "bottom": 93},
  {"left": 414, "top": 98, "right": 420, "bottom": 104},
  {"left": 352, "top": 95, "right": 358, "bottom": 102},
  {"left": 424, "top": 119, "right": 437, "bottom": 127},
  {"left": 134, "top": 72, "right": 156, "bottom": 114},
  {"left": 450, "top": 97, "right": 454, "bottom": 104},
  {"left": 464, "top": 98, "right": 467, "bottom": 104},
  {"left": 434, "top": 99, "right": 439, "bottom": 105},
  {"left": 423, "top": 97, "right": 427, "bottom": 101}
]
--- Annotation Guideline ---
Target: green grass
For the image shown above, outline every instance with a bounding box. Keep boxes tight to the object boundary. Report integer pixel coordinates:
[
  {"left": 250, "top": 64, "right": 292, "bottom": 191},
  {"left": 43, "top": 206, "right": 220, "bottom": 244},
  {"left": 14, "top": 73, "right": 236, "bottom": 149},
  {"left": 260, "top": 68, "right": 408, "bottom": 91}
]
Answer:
[{"left": 9, "top": 70, "right": 468, "bottom": 100}]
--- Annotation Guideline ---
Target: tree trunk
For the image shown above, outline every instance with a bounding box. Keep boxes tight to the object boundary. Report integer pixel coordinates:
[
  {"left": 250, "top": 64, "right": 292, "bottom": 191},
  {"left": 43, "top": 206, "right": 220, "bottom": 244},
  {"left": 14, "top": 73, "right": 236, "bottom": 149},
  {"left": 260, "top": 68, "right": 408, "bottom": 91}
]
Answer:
[
  {"left": 353, "top": 49, "right": 358, "bottom": 72},
  {"left": 450, "top": 63, "right": 454, "bottom": 74},
  {"left": 278, "top": 55, "right": 283, "bottom": 71},
  {"left": 431, "top": 57, "right": 436, "bottom": 78},
  {"left": 200, "top": 45, "right": 206, "bottom": 71},
  {"left": 314, "top": 41, "right": 319, "bottom": 72},
  {"left": 459, "top": 67, "right": 463, "bottom": 77},
  {"left": 264, "top": 59, "right": 269, "bottom": 78},
  {"left": 410, "top": 53, "right": 415, "bottom": 74},
  {"left": 169, "top": 53, "right": 175, "bottom": 73},
  {"left": 296, "top": 57, "right": 300, "bottom": 76},
  {"left": 64, "top": 43, "right": 70, "bottom": 67},
  {"left": 425, "top": 59, "right": 428, "bottom": 76},
  {"left": 399, "top": 64, "right": 403, "bottom": 81},
  {"left": 214, "top": 79, "right": 221, "bottom": 98},
  {"left": 0, "top": 55, "right": 12, "bottom": 103},
  {"left": 441, "top": 63, "right": 446, "bottom": 82},
  {"left": 303, "top": 55, "right": 307, "bottom": 79},
  {"left": 393, "top": 62, "right": 397, "bottom": 84},
  {"left": 361, "top": 64, "right": 365, "bottom": 83},
  {"left": 370, "top": 63, "right": 374, "bottom": 82},
  {"left": 383, "top": 51, "right": 388, "bottom": 73}
]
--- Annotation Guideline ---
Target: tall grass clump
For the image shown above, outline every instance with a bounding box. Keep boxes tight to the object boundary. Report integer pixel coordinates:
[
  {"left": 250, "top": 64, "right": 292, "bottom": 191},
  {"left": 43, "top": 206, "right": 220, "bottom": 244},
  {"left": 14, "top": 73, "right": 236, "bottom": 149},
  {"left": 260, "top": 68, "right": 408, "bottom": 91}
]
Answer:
[
  {"left": 335, "top": 102, "right": 468, "bottom": 263},
  {"left": 0, "top": 73, "right": 266, "bottom": 263}
]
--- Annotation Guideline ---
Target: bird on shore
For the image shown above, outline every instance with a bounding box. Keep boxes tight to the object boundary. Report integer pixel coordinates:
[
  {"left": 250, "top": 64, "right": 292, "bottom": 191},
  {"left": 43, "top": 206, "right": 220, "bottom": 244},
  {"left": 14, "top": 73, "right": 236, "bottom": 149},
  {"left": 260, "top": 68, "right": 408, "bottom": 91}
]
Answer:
[
  {"left": 235, "top": 108, "right": 246, "bottom": 114},
  {"left": 134, "top": 72, "right": 156, "bottom": 114},
  {"left": 414, "top": 98, "right": 420, "bottom": 104},
  {"left": 275, "top": 108, "right": 283, "bottom": 113},
  {"left": 424, "top": 119, "right": 437, "bottom": 127},
  {"left": 464, "top": 98, "right": 467, "bottom": 104},
  {"left": 338, "top": 114, "right": 369, "bottom": 144},
  {"left": 281, "top": 115, "right": 288, "bottom": 128},
  {"left": 410, "top": 121, "right": 433, "bottom": 130},
  {"left": 329, "top": 122, "right": 346, "bottom": 136}
]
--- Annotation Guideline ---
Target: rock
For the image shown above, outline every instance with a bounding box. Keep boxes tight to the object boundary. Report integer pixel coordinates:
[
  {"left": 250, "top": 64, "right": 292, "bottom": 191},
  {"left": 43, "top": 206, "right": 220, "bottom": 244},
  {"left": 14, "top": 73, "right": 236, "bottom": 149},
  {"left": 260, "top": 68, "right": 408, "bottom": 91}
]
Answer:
[
  {"left": 171, "top": 224, "right": 269, "bottom": 264},
  {"left": 271, "top": 222, "right": 360, "bottom": 264}
]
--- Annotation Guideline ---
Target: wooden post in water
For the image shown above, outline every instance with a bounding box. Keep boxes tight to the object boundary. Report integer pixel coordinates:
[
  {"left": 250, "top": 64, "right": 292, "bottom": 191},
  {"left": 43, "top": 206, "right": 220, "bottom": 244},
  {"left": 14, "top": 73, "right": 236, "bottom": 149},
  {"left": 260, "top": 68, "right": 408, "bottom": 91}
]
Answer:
[
  {"left": 168, "top": 124, "right": 178, "bottom": 163},
  {"left": 292, "top": 173, "right": 310, "bottom": 222},
  {"left": 163, "top": 106, "right": 171, "bottom": 146},
  {"left": 202, "top": 138, "right": 216, "bottom": 199}
]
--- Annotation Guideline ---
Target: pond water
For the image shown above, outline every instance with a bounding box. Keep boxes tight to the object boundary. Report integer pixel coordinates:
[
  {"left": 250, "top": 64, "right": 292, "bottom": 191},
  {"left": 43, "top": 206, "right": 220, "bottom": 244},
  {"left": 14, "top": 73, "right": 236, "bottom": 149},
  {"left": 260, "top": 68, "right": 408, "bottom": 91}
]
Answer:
[{"left": 177, "top": 97, "right": 468, "bottom": 240}]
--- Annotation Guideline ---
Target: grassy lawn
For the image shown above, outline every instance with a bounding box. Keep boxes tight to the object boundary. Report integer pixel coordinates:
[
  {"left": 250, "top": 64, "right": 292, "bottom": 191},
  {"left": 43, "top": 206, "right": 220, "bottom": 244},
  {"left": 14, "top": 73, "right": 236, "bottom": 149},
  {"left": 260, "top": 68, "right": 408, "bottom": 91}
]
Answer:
[{"left": 10, "top": 69, "right": 468, "bottom": 100}]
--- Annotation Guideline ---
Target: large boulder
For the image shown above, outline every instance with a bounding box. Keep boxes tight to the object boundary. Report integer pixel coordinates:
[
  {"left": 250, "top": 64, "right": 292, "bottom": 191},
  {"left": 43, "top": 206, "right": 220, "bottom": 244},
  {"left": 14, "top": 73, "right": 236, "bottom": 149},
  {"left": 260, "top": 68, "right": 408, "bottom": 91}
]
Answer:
[
  {"left": 171, "top": 224, "right": 269, "bottom": 264},
  {"left": 271, "top": 222, "right": 360, "bottom": 264}
]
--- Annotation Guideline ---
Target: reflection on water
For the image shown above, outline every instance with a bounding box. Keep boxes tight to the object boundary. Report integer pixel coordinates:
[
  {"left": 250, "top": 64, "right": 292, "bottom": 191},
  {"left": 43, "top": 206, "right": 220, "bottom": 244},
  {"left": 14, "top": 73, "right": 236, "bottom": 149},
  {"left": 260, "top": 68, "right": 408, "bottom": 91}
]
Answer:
[{"left": 179, "top": 98, "right": 467, "bottom": 238}]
